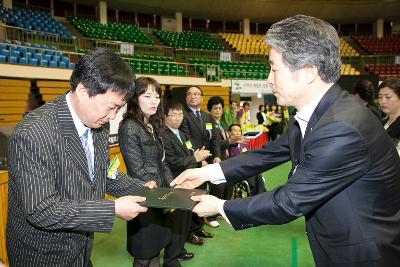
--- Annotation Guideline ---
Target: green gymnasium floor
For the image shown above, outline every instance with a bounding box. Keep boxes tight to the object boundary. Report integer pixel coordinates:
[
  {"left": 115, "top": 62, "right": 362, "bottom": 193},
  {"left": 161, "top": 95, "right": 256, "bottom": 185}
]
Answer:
[{"left": 92, "top": 162, "right": 315, "bottom": 267}]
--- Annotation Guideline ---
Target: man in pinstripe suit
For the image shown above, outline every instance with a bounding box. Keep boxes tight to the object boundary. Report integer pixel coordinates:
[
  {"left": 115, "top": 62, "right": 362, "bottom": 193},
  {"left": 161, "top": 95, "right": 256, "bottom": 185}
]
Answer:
[{"left": 7, "top": 48, "right": 149, "bottom": 267}]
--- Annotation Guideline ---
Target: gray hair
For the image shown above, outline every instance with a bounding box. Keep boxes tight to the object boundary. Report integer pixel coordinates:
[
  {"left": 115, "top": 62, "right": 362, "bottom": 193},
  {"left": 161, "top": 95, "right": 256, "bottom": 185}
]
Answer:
[{"left": 265, "top": 15, "right": 341, "bottom": 83}]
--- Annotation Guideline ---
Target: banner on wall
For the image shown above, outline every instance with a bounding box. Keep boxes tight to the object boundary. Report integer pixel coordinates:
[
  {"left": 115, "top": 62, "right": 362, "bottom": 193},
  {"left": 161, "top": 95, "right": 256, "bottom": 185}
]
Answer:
[
  {"left": 220, "top": 52, "right": 232, "bottom": 61},
  {"left": 231, "top": 80, "right": 272, "bottom": 94},
  {"left": 120, "top": 43, "right": 134, "bottom": 55}
]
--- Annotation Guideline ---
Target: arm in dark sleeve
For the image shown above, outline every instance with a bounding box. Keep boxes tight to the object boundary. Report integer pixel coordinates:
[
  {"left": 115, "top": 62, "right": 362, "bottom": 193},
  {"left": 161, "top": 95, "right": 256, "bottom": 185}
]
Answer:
[
  {"left": 118, "top": 122, "right": 156, "bottom": 182},
  {"left": 210, "top": 127, "right": 222, "bottom": 159},
  {"left": 220, "top": 130, "right": 291, "bottom": 184},
  {"left": 223, "top": 122, "right": 370, "bottom": 229}
]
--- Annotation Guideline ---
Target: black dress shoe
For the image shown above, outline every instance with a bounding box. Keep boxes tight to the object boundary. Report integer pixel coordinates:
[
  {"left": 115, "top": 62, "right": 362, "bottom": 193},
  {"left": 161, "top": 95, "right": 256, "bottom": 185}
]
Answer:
[
  {"left": 188, "top": 234, "right": 204, "bottom": 245},
  {"left": 195, "top": 229, "right": 214, "bottom": 238},
  {"left": 178, "top": 252, "right": 194, "bottom": 261}
]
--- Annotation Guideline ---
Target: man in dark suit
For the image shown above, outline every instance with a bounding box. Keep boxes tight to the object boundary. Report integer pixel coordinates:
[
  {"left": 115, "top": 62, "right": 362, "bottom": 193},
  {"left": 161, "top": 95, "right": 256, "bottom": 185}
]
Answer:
[
  {"left": 179, "top": 86, "right": 220, "bottom": 242},
  {"left": 172, "top": 15, "right": 400, "bottom": 267},
  {"left": 162, "top": 100, "right": 211, "bottom": 266},
  {"left": 7, "top": 48, "right": 149, "bottom": 267}
]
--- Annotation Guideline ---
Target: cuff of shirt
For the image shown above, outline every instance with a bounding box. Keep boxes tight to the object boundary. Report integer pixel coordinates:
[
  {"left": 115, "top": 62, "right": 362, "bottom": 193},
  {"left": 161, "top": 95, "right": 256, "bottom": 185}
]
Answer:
[
  {"left": 218, "top": 200, "right": 231, "bottom": 226},
  {"left": 204, "top": 163, "right": 226, "bottom": 184}
]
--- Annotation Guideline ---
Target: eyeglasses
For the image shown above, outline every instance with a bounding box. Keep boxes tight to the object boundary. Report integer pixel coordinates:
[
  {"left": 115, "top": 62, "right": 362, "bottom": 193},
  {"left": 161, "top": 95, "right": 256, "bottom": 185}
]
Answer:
[
  {"left": 167, "top": 113, "right": 184, "bottom": 119},
  {"left": 186, "top": 92, "right": 202, "bottom": 97}
]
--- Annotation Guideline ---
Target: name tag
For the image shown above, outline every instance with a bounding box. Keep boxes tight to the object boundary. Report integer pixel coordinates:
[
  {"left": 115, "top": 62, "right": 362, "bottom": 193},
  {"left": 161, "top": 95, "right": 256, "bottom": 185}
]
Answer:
[
  {"left": 185, "top": 140, "right": 193, "bottom": 149},
  {"left": 107, "top": 155, "right": 120, "bottom": 179},
  {"left": 205, "top": 123, "right": 213, "bottom": 130}
]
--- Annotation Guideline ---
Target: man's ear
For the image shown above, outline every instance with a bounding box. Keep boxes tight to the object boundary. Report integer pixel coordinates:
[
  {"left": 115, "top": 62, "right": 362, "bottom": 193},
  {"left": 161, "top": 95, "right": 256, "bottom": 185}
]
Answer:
[
  {"left": 75, "top": 83, "right": 89, "bottom": 101},
  {"left": 302, "top": 66, "right": 318, "bottom": 84}
]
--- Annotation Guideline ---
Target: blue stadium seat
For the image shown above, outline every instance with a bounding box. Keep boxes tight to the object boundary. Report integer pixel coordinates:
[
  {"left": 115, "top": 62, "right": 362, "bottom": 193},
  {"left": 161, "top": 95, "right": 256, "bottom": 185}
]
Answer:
[
  {"left": 49, "top": 60, "right": 57, "bottom": 67},
  {"left": 19, "top": 57, "right": 27, "bottom": 64},
  {"left": 59, "top": 61, "right": 67, "bottom": 68}
]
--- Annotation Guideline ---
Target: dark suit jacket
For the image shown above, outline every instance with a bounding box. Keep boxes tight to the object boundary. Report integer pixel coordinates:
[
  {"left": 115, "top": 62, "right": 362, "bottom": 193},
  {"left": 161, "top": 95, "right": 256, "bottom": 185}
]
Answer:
[
  {"left": 212, "top": 120, "right": 230, "bottom": 160},
  {"left": 220, "top": 84, "right": 400, "bottom": 266},
  {"left": 119, "top": 119, "right": 173, "bottom": 258},
  {"left": 162, "top": 127, "right": 200, "bottom": 178},
  {"left": 179, "top": 105, "right": 220, "bottom": 162},
  {"left": 7, "top": 95, "right": 145, "bottom": 267}
]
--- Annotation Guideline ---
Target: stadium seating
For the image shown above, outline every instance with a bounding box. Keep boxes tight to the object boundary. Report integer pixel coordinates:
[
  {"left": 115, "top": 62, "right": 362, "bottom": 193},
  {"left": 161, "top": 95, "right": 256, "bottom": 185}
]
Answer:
[
  {"left": 125, "top": 54, "right": 188, "bottom": 76},
  {"left": 69, "top": 17, "right": 153, "bottom": 45},
  {"left": 188, "top": 58, "right": 269, "bottom": 79},
  {"left": 340, "top": 38, "right": 359, "bottom": 57},
  {"left": 0, "top": 7, "right": 71, "bottom": 39},
  {"left": 154, "top": 30, "right": 222, "bottom": 50},
  {"left": 341, "top": 63, "right": 360, "bottom": 75},
  {"left": 353, "top": 35, "right": 400, "bottom": 55},
  {"left": 0, "top": 40, "right": 75, "bottom": 68},
  {"left": 220, "top": 33, "right": 269, "bottom": 55},
  {"left": 0, "top": 78, "right": 30, "bottom": 126},
  {"left": 365, "top": 63, "right": 400, "bottom": 80}
]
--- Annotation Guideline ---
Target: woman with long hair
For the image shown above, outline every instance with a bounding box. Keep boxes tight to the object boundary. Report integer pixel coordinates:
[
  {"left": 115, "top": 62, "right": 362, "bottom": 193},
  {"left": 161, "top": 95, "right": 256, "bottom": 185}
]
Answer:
[{"left": 119, "top": 76, "right": 173, "bottom": 267}]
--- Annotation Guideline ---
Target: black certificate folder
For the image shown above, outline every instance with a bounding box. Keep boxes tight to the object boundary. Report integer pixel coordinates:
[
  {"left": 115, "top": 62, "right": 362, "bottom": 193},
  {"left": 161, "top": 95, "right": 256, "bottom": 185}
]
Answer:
[{"left": 134, "top": 187, "right": 208, "bottom": 210}]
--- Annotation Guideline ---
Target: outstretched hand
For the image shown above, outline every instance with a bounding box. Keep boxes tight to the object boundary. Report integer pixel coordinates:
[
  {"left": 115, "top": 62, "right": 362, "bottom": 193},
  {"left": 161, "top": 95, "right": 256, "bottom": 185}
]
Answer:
[
  {"left": 191, "top": 194, "right": 221, "bottom": 217},
  {"left": 170, "top": 167, "right": 209, "bottom": 189}
]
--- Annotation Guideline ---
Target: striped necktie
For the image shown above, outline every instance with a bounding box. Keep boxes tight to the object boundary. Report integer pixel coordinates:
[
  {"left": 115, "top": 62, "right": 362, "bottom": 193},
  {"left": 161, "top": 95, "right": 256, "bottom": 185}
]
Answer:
[{"left": 81, "top": 128, "right": 94, "bottom": 181}]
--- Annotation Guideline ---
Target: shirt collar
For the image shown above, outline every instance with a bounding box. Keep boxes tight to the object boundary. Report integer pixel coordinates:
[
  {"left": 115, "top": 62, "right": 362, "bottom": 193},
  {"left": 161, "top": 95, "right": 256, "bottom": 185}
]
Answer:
[
  {"left": 167, "top": 125, "right": 179, "bottom": 135},
  {"left": 294, "top": 83, "right": 333, "bottom": 136},
  {"left": 188, "top": 106, "right": 200, "bottom": 114},
  {"left": 66, "top": 92, "right": 90, "bottom": 137}
]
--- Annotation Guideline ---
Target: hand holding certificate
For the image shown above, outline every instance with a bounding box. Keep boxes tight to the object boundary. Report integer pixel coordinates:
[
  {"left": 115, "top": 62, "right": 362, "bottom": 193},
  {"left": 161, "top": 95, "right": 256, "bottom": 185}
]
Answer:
[{"left": 134, "top": 187, "right": 208, "bottom": 210}]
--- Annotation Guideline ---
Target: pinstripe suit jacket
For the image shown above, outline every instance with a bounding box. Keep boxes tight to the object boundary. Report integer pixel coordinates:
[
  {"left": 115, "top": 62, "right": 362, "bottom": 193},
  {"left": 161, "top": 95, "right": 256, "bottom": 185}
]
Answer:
[{"left": 6, "top": 94, "right": 145, "bottom": 267}]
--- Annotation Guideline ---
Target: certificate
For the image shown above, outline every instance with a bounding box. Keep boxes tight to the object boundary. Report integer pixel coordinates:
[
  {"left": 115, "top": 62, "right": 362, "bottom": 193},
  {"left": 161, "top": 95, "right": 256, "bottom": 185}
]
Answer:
[{"left": 133, "top": 187, "right": 208, "bottom": 210}]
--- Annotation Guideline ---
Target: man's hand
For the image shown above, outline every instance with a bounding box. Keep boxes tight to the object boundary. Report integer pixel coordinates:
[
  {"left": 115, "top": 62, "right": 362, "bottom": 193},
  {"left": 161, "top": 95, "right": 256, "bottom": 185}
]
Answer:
[
  {"left": 191, "top": 195, "right": 221, "bottom": 217},
  {"left": 170, "top": 167, "right": 209, "bottom": 188},
  {"left": 194, "top": 146, "right": 211, "bottom": 162},
  {"left": 145, "top": 180, "right": 157, "bottom": 189},
  {"left": 115, "top": 195, "right": 148, "bottom": 221}
]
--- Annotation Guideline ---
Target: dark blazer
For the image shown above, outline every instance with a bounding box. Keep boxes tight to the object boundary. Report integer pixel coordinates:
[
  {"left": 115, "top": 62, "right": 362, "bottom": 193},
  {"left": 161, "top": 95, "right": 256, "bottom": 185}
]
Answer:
[
  {"left": 256, "top": 111, "right": 265, "bottom": 125},
  {"left": 385, "top": 116, "right": 400, "bottom": 147},
  {"left": 162, "top": 127, "right": 200, "bottom": 178},
  {"left": 220, "top": 84, "right": 400, "bottom": 266},
  {"left": 7, "top": 95, "right": 144, "bottom": 267},
  {"left": 212, "top": 120, "right": 230, "bottom": 160},
  {"left": 180, "top": 105, "right": 220, "bottom": 162},
  {"left": 119, "top": 119, "right": 173, "bottom": 259}
]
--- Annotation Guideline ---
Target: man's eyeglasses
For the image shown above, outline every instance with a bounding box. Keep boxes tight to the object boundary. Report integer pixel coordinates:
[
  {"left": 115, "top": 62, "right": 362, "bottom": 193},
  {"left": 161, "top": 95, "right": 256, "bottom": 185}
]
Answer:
[
  {"left": 167, "top": 113, "right": 184, "bottom": 119},
  {"left": 186, "top": 92, "right": 202, "bottom": 97}
]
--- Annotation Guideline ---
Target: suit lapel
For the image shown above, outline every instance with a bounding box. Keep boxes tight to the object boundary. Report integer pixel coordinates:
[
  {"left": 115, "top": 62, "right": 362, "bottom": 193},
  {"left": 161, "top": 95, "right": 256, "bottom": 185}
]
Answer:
[
  {"left": 303, "top": 84, "right": 340, "bottom": 141},
  {"left": 57, "top": 94, "right": 91, "bottom": 180},
  {"left": 93, "top": 127, "right": 108, "bottom": 184},
  {"left": 185, "top": 106, "right": 204, "bottom": 134},
  {"left": 166, "top": 128, "right": 188, "bottom": 155}
]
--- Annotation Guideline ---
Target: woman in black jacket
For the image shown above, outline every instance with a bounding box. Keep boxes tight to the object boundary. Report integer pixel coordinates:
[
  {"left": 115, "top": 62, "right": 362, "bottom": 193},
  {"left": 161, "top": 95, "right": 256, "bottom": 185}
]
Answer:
[
  {"left": 378, "top": 78, "right": 400, "bottom": 153},
  {"left": 119, "top": 76, "right": 173, "bottom": 267}
]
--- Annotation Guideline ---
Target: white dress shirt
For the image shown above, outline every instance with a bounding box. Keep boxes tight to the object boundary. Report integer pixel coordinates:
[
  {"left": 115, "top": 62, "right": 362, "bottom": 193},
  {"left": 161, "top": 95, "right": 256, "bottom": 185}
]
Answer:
[{"left": 66, "top": 92, "right": 94, "bottom": 165}]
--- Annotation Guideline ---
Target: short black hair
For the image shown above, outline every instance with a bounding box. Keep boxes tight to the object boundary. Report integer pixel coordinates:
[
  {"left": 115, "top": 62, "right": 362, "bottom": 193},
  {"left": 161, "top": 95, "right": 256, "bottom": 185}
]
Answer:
[
  {"left": 353, "top": 80, "right": 375, "bottom": 103},
  {"left": 70, "top": 48, "right": 135, "bottom": 101},
  {"left": 164, "top": 99, "right": 183, "bottom": 115},
  {"left": 229, "top": 123, "right": 242, "bottom": 132},
  {"left": 207, "top": 96, "right": 225, "bottom": 112}
]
